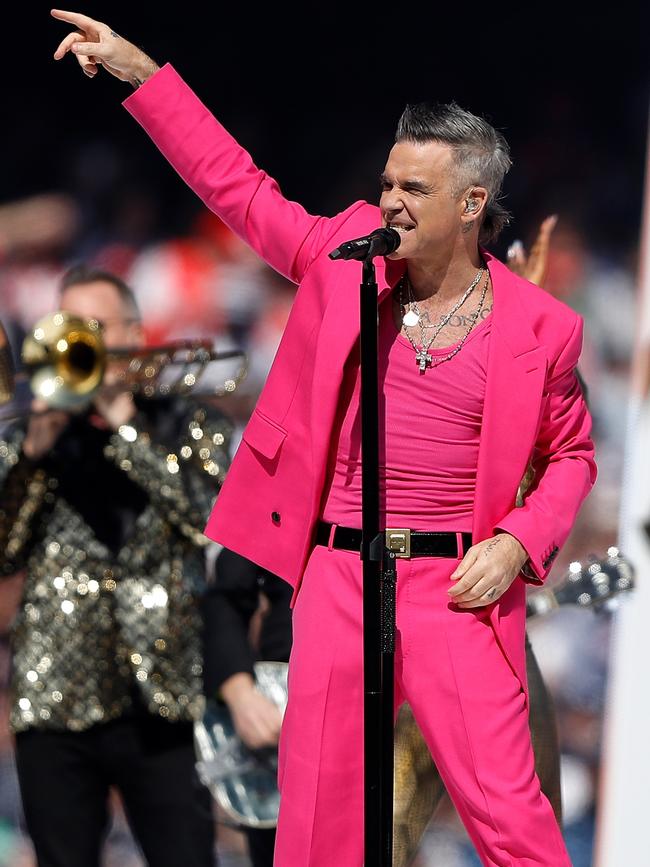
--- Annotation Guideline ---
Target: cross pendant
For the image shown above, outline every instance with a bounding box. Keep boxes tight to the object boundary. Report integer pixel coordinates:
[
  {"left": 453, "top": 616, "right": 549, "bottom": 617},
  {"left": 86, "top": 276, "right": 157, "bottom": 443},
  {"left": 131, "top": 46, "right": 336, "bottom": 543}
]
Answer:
[{"left": 415, "top": 348, "right": 432, "bottom": 372}]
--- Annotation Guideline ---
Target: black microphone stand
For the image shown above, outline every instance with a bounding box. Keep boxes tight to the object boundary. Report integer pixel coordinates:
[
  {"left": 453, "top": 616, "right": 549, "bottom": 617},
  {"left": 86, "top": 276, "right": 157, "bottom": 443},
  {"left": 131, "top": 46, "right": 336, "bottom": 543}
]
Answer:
[
  {"left": 359, "top": 255, "right": 395, "bottom": 867},
  {"left": 330, "top": 228, "right": 399, "bottom": 866}
]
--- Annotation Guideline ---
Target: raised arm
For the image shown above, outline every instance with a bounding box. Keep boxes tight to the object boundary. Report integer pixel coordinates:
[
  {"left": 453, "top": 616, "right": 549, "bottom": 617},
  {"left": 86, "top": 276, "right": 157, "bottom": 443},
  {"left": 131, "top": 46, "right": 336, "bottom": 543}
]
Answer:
[{"left": 52, "top": 10, "right": 344, "bottom": 284}]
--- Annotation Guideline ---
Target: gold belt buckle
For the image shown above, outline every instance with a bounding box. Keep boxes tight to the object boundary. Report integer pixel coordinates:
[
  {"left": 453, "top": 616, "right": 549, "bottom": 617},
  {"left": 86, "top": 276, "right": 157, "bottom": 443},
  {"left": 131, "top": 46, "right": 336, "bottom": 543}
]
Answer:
[{"left": 385, "top": 528, "right": 411, "bottom": 558}]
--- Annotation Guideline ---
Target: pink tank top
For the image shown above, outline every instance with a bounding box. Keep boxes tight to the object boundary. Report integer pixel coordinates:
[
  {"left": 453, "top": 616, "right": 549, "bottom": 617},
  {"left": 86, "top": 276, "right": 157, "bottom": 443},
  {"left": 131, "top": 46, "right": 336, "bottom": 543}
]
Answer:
[{"left": 321, "top": 295, "right": 492, "bottom": 531}]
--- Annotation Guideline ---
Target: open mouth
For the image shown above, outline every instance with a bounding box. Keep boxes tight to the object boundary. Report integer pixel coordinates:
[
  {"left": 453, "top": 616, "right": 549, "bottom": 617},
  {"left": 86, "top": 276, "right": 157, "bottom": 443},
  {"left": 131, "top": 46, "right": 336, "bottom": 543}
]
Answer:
[{"left": 387, "top": 223, "right": 415, "bottom": 234}]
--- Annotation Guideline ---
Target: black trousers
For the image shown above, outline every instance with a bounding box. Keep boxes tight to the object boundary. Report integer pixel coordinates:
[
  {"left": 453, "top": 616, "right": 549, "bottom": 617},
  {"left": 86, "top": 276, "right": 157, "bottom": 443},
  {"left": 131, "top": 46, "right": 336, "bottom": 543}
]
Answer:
[{"left": 14, "top": 713, "right": 216, "bottom": 867}]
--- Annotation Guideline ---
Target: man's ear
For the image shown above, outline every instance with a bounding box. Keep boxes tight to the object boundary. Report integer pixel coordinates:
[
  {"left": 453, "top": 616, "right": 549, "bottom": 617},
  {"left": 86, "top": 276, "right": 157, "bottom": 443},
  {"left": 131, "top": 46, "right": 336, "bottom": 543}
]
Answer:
[
  {"left": 460, "top": 186, "right": 489, "bottom": 233},
  {"left": 462, "top": 186, "right": 488, "bottom": 217}
]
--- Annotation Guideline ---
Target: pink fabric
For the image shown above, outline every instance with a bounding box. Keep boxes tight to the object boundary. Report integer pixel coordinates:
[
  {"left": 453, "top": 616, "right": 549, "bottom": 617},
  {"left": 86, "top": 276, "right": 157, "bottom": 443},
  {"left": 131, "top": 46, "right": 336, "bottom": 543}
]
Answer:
[
  {"left": 322, "top": 296, "right": 491, "bottom": 530},
  {"left": 123, "top": 66, "right": 595, "bottom": 866},
  {"left": 123, "top": 65, "right": 596, "bottom": 606},
  {"left": 123, "top": 56, "right": 597, "bottom": 709},
  {"left": 276, "top": 544, "right": 571, "bottom": 866}
]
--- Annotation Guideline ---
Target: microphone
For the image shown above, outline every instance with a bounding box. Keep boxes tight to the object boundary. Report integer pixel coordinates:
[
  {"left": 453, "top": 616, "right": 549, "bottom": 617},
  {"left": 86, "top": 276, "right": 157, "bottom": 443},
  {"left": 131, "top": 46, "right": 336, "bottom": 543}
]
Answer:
[{"left": 329, "top": 227, "right": 401, "bottom": 261}]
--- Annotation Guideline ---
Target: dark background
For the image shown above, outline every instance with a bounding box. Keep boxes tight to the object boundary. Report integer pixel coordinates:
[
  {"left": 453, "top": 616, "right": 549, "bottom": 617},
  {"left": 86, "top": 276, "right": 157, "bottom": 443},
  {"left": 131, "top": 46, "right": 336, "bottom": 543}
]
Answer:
[{"left": 1, "top": 2, "right": 648, "bottom": 259}]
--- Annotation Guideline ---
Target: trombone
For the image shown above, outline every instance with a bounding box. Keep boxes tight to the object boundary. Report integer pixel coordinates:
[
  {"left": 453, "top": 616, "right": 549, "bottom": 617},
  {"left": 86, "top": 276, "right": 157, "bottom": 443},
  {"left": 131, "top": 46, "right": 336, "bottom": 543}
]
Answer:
[{"left": 0, "top": 312, "right": 247, "bottom": 420}]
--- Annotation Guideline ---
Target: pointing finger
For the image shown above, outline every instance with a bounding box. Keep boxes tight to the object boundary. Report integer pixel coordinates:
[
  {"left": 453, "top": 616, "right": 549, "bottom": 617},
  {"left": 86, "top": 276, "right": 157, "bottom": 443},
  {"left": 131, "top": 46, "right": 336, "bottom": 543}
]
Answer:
[{"left": 50, "top": 9, "right": 102, "bottom": 30}]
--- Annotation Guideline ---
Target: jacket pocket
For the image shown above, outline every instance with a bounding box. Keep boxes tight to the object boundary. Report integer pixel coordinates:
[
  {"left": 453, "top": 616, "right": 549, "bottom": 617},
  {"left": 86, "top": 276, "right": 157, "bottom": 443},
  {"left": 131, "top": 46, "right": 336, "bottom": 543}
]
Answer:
[{"left": 241, "top": 409, "right": 288, "bottom": 460}]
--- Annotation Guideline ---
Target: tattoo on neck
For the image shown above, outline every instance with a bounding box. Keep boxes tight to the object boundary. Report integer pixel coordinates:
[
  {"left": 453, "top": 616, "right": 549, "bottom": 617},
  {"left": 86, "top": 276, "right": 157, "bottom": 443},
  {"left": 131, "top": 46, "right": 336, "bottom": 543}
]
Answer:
[{"left": 444, "top": 304, "right": 493, "bottom": 328}]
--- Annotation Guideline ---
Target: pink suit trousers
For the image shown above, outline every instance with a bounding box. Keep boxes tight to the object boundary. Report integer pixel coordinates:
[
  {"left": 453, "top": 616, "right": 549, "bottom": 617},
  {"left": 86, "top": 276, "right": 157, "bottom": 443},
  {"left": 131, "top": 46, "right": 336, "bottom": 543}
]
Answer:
[{"left": 275, "top": 543, "right": 571, "bottom": 866}]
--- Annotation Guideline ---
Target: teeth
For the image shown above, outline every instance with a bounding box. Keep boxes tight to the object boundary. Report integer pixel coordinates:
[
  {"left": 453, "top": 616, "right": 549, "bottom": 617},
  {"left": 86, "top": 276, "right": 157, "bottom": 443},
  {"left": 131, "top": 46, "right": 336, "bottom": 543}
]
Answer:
[{"left": 389, "top": 225, "right": 413, "bottom": 233}]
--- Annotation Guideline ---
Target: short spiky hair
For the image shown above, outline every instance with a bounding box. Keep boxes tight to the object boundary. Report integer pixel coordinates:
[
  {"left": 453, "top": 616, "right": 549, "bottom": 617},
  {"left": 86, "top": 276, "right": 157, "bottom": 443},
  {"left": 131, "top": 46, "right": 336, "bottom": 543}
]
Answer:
[
  {"left": 395, "top": 102, "right": 512, "bottom": 244},
  {"left": 59, "top": 264, "right": 141, "bottom": 321}
]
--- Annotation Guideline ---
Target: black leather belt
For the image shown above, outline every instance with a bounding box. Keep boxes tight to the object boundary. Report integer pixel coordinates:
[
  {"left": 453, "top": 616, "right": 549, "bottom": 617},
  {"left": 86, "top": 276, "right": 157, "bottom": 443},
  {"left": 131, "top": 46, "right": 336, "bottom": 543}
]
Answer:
[{"left": 316, "top": 522, "right": 472, "bottom": 559}]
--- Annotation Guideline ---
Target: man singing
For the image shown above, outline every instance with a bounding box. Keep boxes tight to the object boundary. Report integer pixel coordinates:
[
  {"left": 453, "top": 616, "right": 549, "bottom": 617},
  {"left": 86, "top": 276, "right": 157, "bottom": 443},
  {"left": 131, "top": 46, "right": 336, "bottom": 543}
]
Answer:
[{"left": 52, "top": 11, "right": 596, "bottom": 865}]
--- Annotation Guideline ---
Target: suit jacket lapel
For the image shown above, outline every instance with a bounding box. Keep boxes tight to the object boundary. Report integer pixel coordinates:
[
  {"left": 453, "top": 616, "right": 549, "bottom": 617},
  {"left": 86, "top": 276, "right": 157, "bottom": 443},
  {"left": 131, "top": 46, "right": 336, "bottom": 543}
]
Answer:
[{"left": 472, "top": 254, "right": 548, "bottom": 542}]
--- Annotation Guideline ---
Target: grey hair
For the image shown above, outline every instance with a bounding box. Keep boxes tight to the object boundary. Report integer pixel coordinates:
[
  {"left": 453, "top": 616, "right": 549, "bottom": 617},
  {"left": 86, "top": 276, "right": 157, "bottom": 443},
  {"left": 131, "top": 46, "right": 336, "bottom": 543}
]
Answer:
[{"left": 395, "top": 102, "right": 512, "bottom": 244}]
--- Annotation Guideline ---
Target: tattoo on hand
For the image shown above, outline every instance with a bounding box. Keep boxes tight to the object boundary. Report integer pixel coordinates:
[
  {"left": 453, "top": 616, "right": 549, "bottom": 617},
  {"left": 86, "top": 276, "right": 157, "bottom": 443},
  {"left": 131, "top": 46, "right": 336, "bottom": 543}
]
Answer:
[
  {"left": 483, "top": 538, "right": 502, "bottom": 557},
  {"left": 110, "top": 31, "right": 120, "bottom": 38}
]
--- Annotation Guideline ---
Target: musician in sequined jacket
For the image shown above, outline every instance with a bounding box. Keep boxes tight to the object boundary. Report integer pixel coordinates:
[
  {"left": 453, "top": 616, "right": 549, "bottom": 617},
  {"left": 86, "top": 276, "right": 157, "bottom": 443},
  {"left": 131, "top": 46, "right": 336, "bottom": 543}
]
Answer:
[{"left": 0, "top": 266, "right": 231, "bottom": 867}]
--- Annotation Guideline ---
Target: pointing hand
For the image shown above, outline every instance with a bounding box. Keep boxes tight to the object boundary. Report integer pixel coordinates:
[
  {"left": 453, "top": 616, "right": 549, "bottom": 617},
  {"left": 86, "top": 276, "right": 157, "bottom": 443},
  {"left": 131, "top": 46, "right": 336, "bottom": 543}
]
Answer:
[{"left": 52, "top": 9, "right": 159, "bottom": 86}]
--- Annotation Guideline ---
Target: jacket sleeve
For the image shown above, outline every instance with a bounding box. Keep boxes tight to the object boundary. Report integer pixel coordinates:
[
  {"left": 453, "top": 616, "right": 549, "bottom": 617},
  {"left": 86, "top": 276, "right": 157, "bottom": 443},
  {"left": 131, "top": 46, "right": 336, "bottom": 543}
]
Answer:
[
  {"left": 0, "top": 428, "right": 51, "bottom": 576},
  {"left": 104, "top": 405, "right": 233, "bottom": 548},
  {"left": 496, "top": 315, "right": 597, "bottom": 582},
  {"left": 123, "top": 64, "right": 359, "bottom": 286},
  {"left": 201, "top": 548, "right": 260, "bottom": 697}
]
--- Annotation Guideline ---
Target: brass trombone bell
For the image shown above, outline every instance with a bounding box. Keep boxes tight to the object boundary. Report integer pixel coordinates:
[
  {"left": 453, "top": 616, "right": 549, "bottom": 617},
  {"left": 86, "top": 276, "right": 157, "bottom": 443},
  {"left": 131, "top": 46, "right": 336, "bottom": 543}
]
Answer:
[
  {"left": 21, "top": 311, "right": 106, "bottom": 410},
  {"left": 0, "top": 312, "right": 247, "bottom": 417}
]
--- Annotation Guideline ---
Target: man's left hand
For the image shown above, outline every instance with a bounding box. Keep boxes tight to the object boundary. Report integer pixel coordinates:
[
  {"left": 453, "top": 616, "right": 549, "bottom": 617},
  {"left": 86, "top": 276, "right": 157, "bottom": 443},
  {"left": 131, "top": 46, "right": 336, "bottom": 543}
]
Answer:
[{"left": 448, "top": 533, "right": 528, "bottom": 608}]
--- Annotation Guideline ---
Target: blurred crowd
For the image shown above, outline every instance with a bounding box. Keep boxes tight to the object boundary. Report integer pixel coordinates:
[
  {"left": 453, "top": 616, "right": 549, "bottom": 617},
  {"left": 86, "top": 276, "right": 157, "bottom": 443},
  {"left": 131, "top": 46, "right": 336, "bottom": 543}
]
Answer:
[{"left": 0, "top": 149, "right": 640, "bottom": 865}]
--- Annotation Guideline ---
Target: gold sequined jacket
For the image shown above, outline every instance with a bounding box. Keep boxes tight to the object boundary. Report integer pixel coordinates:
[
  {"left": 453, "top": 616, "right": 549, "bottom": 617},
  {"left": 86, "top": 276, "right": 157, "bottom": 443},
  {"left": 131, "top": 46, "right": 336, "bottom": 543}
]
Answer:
[{"left": 0, "top": 399, "right": 231, "bottom": 733}]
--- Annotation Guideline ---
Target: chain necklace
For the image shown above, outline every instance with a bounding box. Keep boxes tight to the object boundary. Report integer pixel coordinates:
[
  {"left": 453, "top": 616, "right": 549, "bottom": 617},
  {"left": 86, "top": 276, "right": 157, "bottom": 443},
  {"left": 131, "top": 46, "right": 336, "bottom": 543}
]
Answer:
[
  {"left": 399, "top": 269, "right": 490, "bottom": 373},
  {"left": 400, "top": 266, "right": 484, "bottom": 332}
]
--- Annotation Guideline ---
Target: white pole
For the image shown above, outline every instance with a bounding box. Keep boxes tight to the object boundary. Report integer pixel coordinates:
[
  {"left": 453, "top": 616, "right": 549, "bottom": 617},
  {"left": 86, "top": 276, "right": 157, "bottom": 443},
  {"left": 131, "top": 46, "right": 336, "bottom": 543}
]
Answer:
[{"left": 596, "top": 110, "right": 650, "bottom": 867}]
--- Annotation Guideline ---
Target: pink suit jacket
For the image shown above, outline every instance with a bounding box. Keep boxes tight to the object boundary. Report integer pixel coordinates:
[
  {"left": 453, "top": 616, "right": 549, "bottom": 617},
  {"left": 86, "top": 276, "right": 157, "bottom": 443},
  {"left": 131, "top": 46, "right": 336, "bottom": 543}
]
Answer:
[{"left": 124, "top": 65, "right": 596, "bottom": 692}]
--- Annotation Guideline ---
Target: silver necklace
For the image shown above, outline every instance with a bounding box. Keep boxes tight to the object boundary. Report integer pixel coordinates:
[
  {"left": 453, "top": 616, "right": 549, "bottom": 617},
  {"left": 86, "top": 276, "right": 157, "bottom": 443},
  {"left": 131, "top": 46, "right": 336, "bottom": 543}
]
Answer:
[
  {"left": 400, "top": 270, "right": 490, "bottom": 373},
  {"left": 400, "top": 267, "right": 484, "bottom": 331}
]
